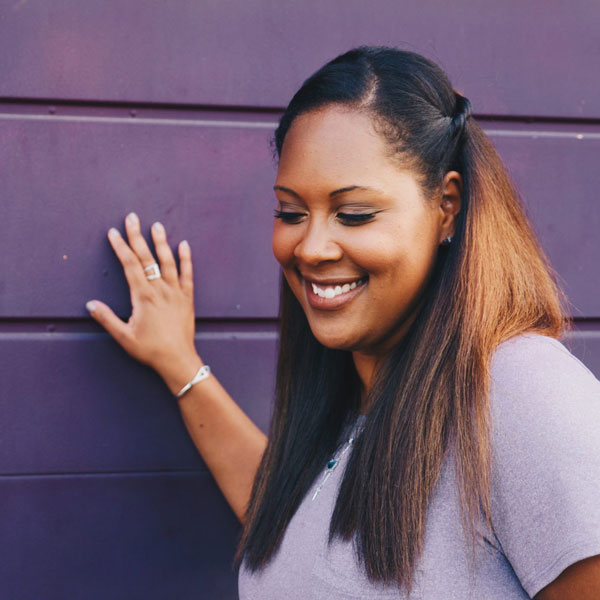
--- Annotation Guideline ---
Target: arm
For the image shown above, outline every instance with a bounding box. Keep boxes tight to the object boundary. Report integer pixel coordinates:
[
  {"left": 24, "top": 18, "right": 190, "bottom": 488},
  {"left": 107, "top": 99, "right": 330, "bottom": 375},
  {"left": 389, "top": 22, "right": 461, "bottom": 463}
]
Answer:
[
  {"left": 160, "top": 354, "right": 267, "bottom": 523},
  {"left": 535, "top": 555, "right": 600, "bottom": 600},
  {"left": 86, "top": 213, "right": 267, "bottom": 523}
]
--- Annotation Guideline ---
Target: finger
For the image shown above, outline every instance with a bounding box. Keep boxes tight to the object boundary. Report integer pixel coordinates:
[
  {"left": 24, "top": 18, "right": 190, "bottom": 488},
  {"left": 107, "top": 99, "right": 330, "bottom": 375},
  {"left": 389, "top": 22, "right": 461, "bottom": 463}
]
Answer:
[
  {"left": 150, "top": 221, "right": 178, "bottom": 285},
  {"left": 85, "top": 299, "right": 135, "bottom": 354},
  {"left": 124, "top": 213, "right": 161, "bottom": 275},
  {"left": 178, "top": 240, "right": 194, "bottom": 296},
  {"left": 107, "top": 227, "right": 149, "bottom": 292}
]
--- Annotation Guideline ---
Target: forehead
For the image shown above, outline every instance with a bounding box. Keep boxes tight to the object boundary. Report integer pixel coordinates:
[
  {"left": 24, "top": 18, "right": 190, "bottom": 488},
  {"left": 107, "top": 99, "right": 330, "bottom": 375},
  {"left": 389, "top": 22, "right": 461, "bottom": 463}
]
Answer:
[{"left": 276, "top": 105, "right": 417, "bottom": 194}]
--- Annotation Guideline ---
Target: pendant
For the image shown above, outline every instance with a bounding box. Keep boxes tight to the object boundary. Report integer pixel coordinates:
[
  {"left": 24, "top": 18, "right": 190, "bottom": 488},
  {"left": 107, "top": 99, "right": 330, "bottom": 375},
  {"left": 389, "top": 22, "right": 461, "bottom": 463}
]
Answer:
[{"left": 311, "top": 436, "right": 355, "bottom": 501}]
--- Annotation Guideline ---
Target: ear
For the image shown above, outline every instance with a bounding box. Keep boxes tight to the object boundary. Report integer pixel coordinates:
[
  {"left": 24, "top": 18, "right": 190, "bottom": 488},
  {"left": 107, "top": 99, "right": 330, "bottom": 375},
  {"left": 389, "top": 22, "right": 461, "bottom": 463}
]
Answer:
[{"left": 438, "top": 170, "right": 462, "bottom": 244}]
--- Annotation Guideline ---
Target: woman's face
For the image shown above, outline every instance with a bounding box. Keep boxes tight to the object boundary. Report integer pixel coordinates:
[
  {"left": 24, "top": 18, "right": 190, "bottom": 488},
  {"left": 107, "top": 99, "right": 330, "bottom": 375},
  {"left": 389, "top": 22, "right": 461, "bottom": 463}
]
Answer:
[{"left": 272, "top": 105, "right": 458, "bottom": 358}]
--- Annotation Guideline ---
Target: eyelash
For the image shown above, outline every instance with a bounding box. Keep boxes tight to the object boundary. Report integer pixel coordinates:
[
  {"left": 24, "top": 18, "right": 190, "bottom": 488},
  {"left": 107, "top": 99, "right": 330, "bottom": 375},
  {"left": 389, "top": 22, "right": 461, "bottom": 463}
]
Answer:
[{"left": 273, "top": 210, "right": 376, "bottom": 225}]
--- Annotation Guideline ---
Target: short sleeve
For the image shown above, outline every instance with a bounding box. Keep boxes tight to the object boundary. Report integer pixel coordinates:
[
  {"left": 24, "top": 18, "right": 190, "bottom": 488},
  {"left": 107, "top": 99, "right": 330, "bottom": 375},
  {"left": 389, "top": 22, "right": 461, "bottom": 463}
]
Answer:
[{"left": 488, "top": 334, "right": 600, "bottom": 598}]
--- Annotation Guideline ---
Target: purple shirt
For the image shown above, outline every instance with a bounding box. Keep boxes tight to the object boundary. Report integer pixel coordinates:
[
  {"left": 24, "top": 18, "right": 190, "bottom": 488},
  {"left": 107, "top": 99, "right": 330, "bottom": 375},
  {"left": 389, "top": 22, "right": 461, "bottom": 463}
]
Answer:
[{"left": 238, "top": 333, "right": 600, "bottom": 599}]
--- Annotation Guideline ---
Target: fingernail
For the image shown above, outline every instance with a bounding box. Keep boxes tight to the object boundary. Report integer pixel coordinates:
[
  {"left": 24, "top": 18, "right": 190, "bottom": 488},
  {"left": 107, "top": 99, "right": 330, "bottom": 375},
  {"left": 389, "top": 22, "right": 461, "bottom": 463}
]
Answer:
[
  {"left": 108, "top": 228, "right": 119, "bottom": 239},
  {"left": 127, "top": 212, "right": 138, "bottom": 225},
  {"left": 152, "top": 221, "right": 164, "bottom": 233},
  {"left": 181, "top": 240, "right": 189, "bottom": 250},
  {"left": 86, "top": 301, "right": 97, "bottom": 312}
]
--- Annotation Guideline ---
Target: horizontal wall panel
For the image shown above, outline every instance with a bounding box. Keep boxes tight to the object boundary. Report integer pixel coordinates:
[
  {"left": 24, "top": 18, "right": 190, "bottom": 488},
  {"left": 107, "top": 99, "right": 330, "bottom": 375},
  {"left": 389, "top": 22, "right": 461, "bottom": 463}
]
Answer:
[
  {"left": 1, "top": 1, "right": 598, "bottom": 118},
  {"left": 1, "top": 325, "right": 597, "bottom": 476},
  {"left": 1, "top": 117, "right": 599, "bottom": 318},
  {"left": 490, "top": 130, "right": 600, "bottom": 318},
  {"left": 0, "top": 472, "right": 239, "bottom": 600},
  {"left": 0, "top": 116, "right": 279, "bottom": 319},
  {"left": 0, "top": 331, "right": 276, "bottom": 474}
]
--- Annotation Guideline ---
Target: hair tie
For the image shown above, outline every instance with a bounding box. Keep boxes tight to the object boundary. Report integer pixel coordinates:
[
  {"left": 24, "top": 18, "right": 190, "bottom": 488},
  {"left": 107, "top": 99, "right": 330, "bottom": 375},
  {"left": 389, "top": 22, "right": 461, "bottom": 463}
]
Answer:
[{"left": 450, "top": 92, "right": 472, "bottom": 138}]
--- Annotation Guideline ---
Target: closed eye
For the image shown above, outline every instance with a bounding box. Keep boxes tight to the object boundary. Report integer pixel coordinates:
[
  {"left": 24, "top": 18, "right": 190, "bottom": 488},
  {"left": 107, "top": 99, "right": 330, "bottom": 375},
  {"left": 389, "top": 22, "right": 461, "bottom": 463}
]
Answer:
[
  {"left": 274, "top": 210, "right": 378, "bottom": 225},
  {"left": 337, "top": 212, "right": 377, "bottom": 225},
  {"left": 273, "top": 209, "right": 306, "bottom": 223}
]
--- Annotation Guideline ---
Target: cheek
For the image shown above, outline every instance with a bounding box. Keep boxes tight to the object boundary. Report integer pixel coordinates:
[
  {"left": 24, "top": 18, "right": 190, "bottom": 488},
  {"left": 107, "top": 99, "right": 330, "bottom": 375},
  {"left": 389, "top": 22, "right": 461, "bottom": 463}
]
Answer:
[
  {"left": 272, "top": 222, "right": 304, "bottom": 269},
  {"left": 345, "top": 232, "right": 403, "bottom": 275},
  {"left": 355, "top": 230, "right": 436, "bottom": 289},
  {"left": 272, "top": 223, "right": 291, "bottom": 266}
]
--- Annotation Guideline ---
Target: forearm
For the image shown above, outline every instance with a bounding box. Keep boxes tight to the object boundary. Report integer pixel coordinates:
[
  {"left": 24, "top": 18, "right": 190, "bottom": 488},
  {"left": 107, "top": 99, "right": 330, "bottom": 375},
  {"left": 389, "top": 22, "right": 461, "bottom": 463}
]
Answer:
[{"left": 160, "top": 355, "right": 268, "bottom": 524}]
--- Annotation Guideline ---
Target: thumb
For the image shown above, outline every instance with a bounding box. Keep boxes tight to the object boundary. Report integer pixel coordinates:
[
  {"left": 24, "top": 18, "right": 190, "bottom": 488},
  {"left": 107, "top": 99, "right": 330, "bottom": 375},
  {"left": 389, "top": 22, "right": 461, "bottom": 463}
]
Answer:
[{"left": 86, "top": 299, "right": 132, "bottom": 350}]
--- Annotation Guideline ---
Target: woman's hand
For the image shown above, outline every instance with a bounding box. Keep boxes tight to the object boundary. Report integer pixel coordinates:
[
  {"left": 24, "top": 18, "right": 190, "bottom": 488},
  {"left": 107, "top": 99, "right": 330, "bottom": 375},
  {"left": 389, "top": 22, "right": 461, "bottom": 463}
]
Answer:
[{"left": 86, "top": 212, "right": 201, "bottom": 389}]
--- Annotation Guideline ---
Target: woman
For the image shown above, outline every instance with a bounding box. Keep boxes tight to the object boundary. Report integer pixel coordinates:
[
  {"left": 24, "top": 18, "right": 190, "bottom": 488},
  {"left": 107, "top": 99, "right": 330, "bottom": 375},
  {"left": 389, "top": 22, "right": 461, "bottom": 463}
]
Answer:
[{"left": 85, "top": 47, "right": 600, "bottom": 598}]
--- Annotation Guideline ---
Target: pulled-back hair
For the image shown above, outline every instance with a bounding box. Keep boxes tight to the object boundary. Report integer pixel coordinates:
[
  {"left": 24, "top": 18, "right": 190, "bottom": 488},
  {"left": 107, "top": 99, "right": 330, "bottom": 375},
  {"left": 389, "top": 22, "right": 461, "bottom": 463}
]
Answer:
[{"left": 235, "top": 46, "right": 567, "bottom": 592}]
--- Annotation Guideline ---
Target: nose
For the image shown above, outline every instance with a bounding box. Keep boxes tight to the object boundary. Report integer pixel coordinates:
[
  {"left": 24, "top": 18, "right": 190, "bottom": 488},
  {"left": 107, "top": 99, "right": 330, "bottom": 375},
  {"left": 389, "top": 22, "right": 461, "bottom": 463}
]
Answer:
[{"left": 293, "top": 218, "right": 343, "bottom": 265}]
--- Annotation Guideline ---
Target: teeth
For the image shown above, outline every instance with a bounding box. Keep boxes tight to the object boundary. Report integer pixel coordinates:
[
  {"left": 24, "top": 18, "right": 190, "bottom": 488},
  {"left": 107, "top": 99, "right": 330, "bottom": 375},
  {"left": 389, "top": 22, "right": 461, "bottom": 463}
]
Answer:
[{"left": 311, "top": 278, "right": 364, "bottom": 299}]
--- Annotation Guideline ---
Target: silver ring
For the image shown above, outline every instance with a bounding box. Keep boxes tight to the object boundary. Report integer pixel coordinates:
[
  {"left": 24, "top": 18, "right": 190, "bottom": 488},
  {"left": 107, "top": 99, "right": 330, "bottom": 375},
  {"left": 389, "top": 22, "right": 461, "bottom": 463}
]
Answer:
[{"left": 144, "top": 262, "right": 162, "bottom": 281}]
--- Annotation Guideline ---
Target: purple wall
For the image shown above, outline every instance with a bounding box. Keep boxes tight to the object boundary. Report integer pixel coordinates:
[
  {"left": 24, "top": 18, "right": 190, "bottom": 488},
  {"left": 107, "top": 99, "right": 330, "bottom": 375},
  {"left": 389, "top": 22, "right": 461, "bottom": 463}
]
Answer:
[{"left": 1, "top": 2, "right": 599, "bottom": 598}]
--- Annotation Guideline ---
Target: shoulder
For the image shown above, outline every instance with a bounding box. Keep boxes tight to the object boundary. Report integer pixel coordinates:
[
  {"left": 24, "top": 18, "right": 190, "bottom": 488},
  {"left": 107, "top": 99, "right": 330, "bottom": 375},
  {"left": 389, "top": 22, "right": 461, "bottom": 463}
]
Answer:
[
  {"left": 488, "top": 332, "right": 600, "bottom": 485},
  {"left": 491, "top": 332, "right": 598, "bottom": 389},
  {"left": 489, "top": 333, "right": 599, "bottom": 424},
  {"left": 486, "top": 333, "right": 600, "bottom": 598}
]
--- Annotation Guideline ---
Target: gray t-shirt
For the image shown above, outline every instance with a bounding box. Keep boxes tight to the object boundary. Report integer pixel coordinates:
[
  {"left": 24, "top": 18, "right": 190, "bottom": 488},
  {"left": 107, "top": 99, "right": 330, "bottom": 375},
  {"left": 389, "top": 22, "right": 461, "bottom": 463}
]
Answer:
[{"left": 238, "top": 334, "right": 600, "bottom": 599}]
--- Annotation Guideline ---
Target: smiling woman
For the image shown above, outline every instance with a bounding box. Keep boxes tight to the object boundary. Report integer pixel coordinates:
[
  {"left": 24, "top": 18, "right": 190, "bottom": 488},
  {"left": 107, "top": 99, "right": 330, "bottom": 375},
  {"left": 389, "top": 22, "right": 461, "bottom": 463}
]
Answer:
[
  {"left": 86, "top": 46, "right": 600, "bottom": 600},
  {"left": 235, "top": 47, "right": 600, "bottom": 599},
  {"left": 271, "top": 107, "right": 459, "bottom": 360}
]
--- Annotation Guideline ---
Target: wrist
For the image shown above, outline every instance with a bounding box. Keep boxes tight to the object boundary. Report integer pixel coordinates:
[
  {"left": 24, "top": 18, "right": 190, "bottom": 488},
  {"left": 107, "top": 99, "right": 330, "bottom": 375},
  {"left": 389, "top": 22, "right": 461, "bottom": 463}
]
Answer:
[{"left": 158, "top": 354, "right": 205, "bottom": 397}]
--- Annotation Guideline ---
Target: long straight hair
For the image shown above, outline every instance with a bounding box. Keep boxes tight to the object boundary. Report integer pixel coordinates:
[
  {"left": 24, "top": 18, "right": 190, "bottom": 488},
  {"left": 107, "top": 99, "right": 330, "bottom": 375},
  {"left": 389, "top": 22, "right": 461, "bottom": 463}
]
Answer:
[{"left": 235, "top": 46, "right": 567, "bottom": 592}]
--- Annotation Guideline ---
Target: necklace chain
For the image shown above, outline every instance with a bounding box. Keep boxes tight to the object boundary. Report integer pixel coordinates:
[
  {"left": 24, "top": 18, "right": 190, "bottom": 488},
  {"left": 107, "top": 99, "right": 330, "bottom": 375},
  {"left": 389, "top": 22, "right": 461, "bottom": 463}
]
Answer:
[{"left": 311, "top": 426, "right": 362, "bottom": 501}]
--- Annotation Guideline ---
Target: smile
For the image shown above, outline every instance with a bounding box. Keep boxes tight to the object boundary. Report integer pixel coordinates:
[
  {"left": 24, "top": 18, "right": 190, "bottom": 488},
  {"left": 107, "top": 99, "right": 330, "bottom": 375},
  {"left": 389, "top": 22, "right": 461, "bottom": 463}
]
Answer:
[
  {"left": 303, "top": 276, "right": 368, "bottom": 311},
  {"left": 310, "top": 277, "right": 367, "bottom": 298}
]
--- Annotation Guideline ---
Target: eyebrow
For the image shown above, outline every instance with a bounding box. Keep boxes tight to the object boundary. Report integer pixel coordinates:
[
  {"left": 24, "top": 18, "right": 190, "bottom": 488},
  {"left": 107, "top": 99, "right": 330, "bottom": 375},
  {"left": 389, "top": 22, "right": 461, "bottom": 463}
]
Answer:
[{"left": 273, "top": 184, "right": 384, "bottom": 198}]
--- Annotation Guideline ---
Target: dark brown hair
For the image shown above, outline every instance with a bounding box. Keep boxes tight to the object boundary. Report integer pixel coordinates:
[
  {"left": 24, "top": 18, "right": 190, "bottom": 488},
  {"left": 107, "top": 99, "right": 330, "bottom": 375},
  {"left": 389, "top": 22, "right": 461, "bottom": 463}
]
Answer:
[{"left": 235, "top": 46, "right": 567, "bottom": 592}]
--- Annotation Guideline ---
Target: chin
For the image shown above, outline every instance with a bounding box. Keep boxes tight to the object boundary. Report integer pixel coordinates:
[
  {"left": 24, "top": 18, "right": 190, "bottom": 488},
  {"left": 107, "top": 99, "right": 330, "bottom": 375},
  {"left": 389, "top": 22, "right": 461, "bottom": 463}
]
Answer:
[{"left": 310, "top": 329, "right": 360, "bottom": 351}]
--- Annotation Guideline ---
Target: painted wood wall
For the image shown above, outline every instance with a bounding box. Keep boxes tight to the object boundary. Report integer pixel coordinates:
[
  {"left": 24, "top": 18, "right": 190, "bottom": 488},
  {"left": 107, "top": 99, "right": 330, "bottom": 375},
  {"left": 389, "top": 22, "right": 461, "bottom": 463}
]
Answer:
[{"left": 1, "top": 1, "right": 598, "bottom": 597}]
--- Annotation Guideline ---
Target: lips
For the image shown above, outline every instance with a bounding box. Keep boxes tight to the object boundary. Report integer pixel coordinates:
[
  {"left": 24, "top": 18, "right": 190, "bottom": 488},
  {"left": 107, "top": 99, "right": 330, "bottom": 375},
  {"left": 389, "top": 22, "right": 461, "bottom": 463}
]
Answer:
[
  {"left": 310, "top": 277, "right": 367, "bottom": 298},
  {"left": 301, "top": 274, "right": 368, "bottom": 310}
]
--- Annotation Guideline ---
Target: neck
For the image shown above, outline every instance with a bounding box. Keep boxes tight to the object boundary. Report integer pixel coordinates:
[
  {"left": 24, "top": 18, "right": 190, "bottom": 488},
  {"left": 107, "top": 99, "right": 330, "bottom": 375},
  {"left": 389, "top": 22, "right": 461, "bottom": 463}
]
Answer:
[
  {"left": 352, "top": 351, "right": 382, "bottom": 414},
  {"left": 352, "top": 306, "right": 422, "bottom": 414}
]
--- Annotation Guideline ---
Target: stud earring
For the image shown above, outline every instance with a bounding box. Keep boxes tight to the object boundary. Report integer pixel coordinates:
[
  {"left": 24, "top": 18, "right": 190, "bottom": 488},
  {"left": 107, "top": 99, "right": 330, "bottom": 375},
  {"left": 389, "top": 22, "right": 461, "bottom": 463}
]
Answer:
[{"left": 441, "top": 236, "right": 453, "bottom": 246}]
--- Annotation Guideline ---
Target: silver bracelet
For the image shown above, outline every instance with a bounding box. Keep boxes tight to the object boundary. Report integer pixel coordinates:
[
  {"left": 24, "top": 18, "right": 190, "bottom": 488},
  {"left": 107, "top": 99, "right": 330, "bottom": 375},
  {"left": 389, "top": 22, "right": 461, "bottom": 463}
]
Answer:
[{"left": 175, "top": 365, "right": 211, "bottom": 399}]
